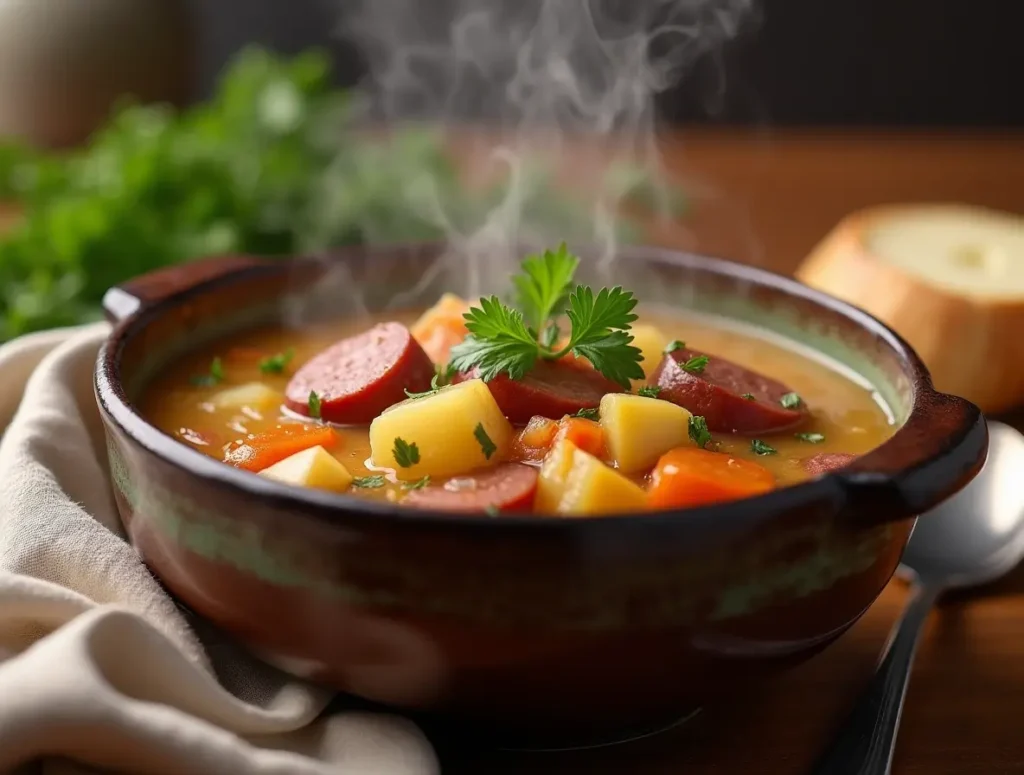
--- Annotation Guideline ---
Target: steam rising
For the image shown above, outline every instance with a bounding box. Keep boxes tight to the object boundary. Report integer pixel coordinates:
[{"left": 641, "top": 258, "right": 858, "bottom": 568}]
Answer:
[{"left": 306, "top": 0, "right": 754, "bottom": 318}]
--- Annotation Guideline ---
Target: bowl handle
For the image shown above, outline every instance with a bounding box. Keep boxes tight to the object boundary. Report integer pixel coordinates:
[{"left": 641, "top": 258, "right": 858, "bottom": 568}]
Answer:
[
  {"left": 102, "top": 254, "right": 274, "bottom": 323},
  {"left": 837, "top": 391, "right": 988, "bottom": 521}
]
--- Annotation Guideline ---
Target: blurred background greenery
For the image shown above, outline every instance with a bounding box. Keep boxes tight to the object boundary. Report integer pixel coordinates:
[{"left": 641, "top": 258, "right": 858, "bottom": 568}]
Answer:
[{"left": 0, "top": 46, "right": 676, "bottom": 341}]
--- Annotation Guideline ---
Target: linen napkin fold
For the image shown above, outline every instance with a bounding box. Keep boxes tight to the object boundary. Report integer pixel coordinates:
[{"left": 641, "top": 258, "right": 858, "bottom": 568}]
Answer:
[{"left": 0, "top": 323, "right": 439, "bottom": 775}]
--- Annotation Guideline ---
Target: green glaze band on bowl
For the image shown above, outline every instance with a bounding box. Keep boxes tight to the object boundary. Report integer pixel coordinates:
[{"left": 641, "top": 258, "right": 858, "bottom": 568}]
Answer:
[
  {"left": 94, "top": 243, "right": 986, "bottom": 747},
  {"left": 108, "top": 432, "right": 895, "bottom": 628}
]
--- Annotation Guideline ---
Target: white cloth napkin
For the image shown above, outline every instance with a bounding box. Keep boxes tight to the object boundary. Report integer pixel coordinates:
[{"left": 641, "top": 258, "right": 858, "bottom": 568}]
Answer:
[{"left": 0, "top": 323, "right": 439, "bottom": 775}]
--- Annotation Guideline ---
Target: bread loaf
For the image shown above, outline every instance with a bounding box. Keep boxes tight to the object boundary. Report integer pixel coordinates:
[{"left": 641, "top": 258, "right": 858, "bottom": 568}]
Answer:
[{"left": 796, "top": 204, "right": 1024, "bottom": 413}]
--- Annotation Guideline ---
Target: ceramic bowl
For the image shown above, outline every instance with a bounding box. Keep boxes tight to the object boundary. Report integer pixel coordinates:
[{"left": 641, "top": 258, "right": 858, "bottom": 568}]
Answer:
[{"left": 94, "top": 244, "right": 987, "bottom": 747}]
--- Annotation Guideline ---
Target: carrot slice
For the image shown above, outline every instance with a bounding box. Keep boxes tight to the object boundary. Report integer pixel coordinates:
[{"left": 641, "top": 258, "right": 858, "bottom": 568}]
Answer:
[
  {"left": 224, "top": 424, "right": 339, "bottom": 472},
  {"left": 512, "top": 416, "right": 560, "bottom": 462},
  {"left": 553, "top": 416, "right": 606, "bottom": 459},
  {"left": 647, "top": 447, "right": 775, "bottom": 509},
  {"left": 410, "top": 294, "right": 471, "bottom": 364}
]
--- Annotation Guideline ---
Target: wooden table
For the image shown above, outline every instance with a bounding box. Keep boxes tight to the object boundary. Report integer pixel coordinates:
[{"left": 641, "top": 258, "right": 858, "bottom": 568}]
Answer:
[{"left": 446, "top": 130, "right": 1024, "bottom": 775}]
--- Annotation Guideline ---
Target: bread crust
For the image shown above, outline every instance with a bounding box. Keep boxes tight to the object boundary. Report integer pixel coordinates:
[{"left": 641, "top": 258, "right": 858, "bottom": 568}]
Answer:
[{"left": 795, "top": 204, "right": 1024, "bottom": 414}]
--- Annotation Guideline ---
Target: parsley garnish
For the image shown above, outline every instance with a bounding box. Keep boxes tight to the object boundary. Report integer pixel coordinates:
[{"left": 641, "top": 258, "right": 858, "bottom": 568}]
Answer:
[
  {"left": 681, "top": 354, "right": 709, "bottom": 374},
  {"left": 259, "top": 348, "right": 295, "bottom": 374},
  {"left": 307, "top": 390, "right": 321, "bottom": 420},
  {"left": 780, "top": 392, "right": 802, "bottom": 409},
  {"left": 664, "top": 340, "right": 685, "bottom": 354},
  {"left": 404, "top": 475, "right": 431, "bottom": 490},
  {"left": 484, "top": 504, "right": 500, "bottom": 516},
  {"left": 637, "top": 385, "right": 661, "bottom": 398},
  {"left": 448, "top": 244, "right": 644, "bottom": 389},
  {"left": 688, "top": 415, "right": 712, "bottom": 448},
  {"left": 750, "top": 439, "right": 777, "bottom": 456},
  {"left": 512, "top": 243, "right": 579, "bottom": 333},
  {"left": 190, "top": 356, "right": 224, "bottom": 387},
  {"left": 393, "top": 438, "right": 420, "bottom": 467},
  {"left": 404, "top": 364, "right": 458, "bottom": 400},
  {"left": 795, "top": 432, "right": 825, "bottom": 444},
  {"left": 741, "top": 393, "right": 756, "bottom": 400},
  {"left": 405, "top": 374, "right": 443, "bottom": 400},
  {"left": 573, "top": 407, "right": 599, "bottom": 420},
  {"left": 474, "top": 423, "right": 497, "bottom": 460},
  {"left": 352, "top": 475, "right": 386, "bottom": 489}
]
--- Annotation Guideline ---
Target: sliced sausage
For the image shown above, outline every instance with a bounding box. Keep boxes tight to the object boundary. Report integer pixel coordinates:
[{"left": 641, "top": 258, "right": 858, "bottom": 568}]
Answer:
[
  {"left": 403, "top": 463, "right": 539, "bottom": 513},
  {"left": 802, "top": 453, "right": 858, "bottom": 476},
  {"left": 285, "top": 323, "right": 435, "bottom": 424},
  {"left": 454, "top": 359, "right": 624, "bottom": 424},
  {"left": 651, "top": 347, "right": 808, "bottom": 434}
]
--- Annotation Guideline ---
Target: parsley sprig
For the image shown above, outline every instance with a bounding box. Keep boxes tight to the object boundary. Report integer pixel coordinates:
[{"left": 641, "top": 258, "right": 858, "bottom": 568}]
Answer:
[{"left": 448, "top": 244, "right": 644, "bottom": 389}]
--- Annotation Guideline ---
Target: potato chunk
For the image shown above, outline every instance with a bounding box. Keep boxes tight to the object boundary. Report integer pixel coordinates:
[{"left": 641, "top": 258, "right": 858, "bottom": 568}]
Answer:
[
  {"left": 630, "top": 324, "right": 670, "bottom": 378},
  {"left": 210, "top": 382, "right": 282, "bottom": 413},
  {"left": 369, "top": 379, "right": 513, "bottom": 480},
  {"left": 534, "top": 439, "right": 579, "bottom": 512},
  {"left": 599, "top": 393, "right": 693, "bottom": 473},
  {"left": 556, "top": 445, "right": 649, "bottom": 516},
  {"left": 258, "top": 445, "right": 353, "bottom": 492}
]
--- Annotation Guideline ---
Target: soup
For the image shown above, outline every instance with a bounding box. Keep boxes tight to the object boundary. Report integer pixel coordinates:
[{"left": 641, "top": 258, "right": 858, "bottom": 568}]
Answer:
[{"left": 140, "top": 247, "right": 895, "bottom": 516}]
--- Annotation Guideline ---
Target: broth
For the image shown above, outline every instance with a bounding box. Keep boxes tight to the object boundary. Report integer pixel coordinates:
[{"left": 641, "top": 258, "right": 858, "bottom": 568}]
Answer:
[{"left": 140, "top": 307, "right": 896, "bottom": 511}]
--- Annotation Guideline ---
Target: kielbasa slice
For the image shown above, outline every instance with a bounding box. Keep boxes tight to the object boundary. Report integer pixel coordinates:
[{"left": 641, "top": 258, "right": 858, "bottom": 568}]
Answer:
[
  {"left": 651, "top": 347, "right": 808, "bottom": 434},
  {"left": 802, "top": 453, "right": 858, "bottom": 476},
  {"left": 455, "top": 359, "right": 624, "bottom": 424},
  {"left": 403, "top": 463, "right": 539, "bottom": 513},
  {"left": 285, "top": 323, "right": 435, "bottom": 424}
]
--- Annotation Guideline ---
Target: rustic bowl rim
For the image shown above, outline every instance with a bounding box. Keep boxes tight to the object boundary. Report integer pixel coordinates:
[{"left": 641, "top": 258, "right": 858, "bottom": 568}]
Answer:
[{"left": 94, "top": 242, "right": 986, "bottom": 535}]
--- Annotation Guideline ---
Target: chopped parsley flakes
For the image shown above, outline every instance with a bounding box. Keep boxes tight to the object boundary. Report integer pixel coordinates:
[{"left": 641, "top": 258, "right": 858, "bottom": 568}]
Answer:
[
  {"left": 259, "top": 348, "right": 295, "bottom": 374},
  {"left": 795, "top": 432, "right": 825, "bottom": 444},
  {"left": 780, "top": 392, "right": 802, "bottom": 409},
  {"left": 681, "top": 354, "right": 709, "bottom": 374},
  {"left": 392, "top": 437, "right": 420, "bottom": 467},
  {"left": 352, "top": 475, "right": 386, "bottom": 489},
  {"left": 474, "top": 423, "right": 497, "bottom": 460},
  {"left": 190, "top": 356, "right": 224, "bottom": 387},
  {"left": 307, "top": 390, "right": 321, "bottom": 420},
  {"left": 688, "top": 415, "right": 712, "bottom": 449}
]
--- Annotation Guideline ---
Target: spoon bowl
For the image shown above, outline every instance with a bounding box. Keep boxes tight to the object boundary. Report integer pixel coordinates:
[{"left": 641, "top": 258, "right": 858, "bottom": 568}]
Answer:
[{"left": 899, "top": 420, "right": 1024, "bottom": 589}]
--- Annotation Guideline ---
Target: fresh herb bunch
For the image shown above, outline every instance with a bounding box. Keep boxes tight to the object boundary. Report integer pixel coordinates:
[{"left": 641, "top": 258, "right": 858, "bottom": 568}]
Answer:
[
  {"left": 0, "top": 47, "right": 680, "bottom": 341},
  {"left": 449, "top": 243, "right": 645, "bottom": 388}
]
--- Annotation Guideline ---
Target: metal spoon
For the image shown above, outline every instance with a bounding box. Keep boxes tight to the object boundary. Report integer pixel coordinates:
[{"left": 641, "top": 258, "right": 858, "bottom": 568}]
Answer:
[{"left": 810, "top": 419, "right": 1024, "bottom": 775}]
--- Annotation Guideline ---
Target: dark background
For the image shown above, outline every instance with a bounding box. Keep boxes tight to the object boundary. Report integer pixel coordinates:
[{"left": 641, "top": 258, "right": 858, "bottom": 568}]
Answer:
[{"left": 193, "top": 0, "right": 1024, "bottom": 126}]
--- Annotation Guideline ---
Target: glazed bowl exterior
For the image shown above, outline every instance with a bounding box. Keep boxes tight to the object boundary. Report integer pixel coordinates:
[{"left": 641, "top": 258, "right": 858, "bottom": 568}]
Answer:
[{"left": 94, "top": 244, "right": 986, "bottom": 745}]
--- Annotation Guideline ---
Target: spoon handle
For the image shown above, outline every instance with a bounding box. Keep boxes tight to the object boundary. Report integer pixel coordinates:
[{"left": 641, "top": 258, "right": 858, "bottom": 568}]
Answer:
[{"left": 809, "top": 582, "right": 941, "bottom": 775}]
